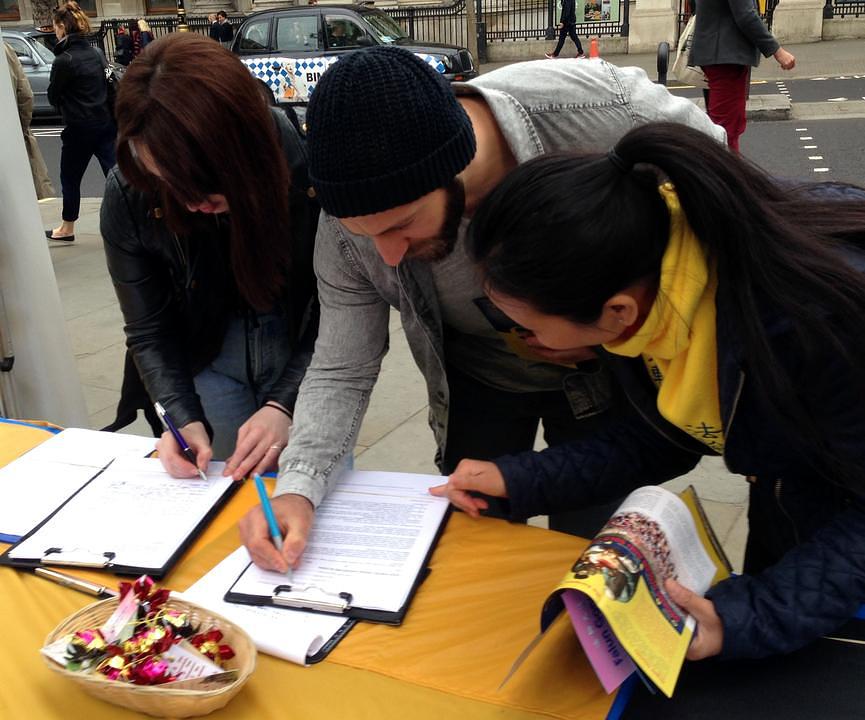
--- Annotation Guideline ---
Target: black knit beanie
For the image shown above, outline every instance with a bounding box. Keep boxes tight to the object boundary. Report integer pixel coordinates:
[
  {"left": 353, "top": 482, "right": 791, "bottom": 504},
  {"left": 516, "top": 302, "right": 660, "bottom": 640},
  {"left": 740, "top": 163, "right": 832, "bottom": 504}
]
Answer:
[{"left": 307, "top": 46, "right": 477, "bottom": 218}]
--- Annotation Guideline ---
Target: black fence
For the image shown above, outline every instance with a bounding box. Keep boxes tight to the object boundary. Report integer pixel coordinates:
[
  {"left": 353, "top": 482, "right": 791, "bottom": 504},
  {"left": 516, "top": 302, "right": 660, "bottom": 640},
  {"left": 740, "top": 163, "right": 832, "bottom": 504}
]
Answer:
[
  {"left": 385, "top": 0, "right": 469, "bottom": 48},
  {"left": 92, "top": 14, "right": 244, "bottom": 62},
  {"left": 91, "top": 1, "right": 630, "bottom": 66},
  {"left": 481, "top": 0, "right": 628, "bottom": 41},
  {"left": 827, "top": 0, "right": 865, "bottom": 17}
]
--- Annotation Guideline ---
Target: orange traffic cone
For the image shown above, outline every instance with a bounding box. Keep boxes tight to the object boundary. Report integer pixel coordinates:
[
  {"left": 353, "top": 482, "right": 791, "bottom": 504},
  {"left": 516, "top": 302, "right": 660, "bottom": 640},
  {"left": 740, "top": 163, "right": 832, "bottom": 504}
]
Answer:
[{"left": 588, "top": 37, "right": 600, "bottom": 58}]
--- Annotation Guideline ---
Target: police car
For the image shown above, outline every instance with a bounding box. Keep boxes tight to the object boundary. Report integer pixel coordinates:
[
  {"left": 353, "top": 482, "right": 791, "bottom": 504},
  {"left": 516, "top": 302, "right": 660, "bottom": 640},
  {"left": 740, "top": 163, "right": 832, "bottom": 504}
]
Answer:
[{"left": 232, "top": 4, "right": 477, "bottom": 106}]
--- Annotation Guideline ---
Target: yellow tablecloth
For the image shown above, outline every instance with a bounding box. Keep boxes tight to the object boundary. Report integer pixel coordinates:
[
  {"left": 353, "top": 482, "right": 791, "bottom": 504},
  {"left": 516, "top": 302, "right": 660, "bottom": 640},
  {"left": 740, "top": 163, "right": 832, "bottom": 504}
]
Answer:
[{"left": 0, "top": 422, "right": 617, "bottom": 719}]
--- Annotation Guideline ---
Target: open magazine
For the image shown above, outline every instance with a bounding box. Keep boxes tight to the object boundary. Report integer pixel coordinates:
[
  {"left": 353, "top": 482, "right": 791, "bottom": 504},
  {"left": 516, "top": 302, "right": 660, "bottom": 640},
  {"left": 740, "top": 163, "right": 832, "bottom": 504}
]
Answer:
[{"left": 513, "top": 485, "right": 731, "bottom": 698}]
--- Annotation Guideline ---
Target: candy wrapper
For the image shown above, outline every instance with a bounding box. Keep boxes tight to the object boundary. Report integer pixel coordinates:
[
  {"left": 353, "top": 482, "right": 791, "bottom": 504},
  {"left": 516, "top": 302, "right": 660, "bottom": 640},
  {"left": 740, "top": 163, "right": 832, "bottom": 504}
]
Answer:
[{"left": 42, "top": 575, "right": 235, "bottom": 686}]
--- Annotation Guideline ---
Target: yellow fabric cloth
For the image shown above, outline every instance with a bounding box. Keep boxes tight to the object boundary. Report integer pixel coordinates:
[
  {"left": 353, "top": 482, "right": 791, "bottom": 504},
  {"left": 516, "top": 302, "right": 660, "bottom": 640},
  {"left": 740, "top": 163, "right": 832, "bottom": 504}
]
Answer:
[
  {"left": 603, "top": 183, "right": 725, "bottom": 453},
  {"left": 0, "top": 424, "right": 617, "bottom": 720}
]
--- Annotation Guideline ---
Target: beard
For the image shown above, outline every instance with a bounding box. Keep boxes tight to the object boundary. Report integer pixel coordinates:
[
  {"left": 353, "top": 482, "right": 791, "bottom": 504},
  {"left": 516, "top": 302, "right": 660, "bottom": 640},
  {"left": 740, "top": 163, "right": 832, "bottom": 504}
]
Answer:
[{"left": 404, "top": 178, "right": 466, "bottom": 262}]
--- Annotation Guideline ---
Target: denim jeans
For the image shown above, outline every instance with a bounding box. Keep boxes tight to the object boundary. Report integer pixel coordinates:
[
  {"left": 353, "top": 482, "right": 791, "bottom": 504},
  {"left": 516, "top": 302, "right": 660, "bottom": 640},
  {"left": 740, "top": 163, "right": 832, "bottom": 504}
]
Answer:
[{"left": 194, "top": 312, "right": 293, "bottom": 460}]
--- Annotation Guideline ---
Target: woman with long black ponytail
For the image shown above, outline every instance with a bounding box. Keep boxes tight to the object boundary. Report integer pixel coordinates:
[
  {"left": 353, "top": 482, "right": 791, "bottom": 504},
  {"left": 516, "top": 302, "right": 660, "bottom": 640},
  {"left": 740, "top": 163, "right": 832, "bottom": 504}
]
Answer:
[{"left": 431, "top": 122, "right": 865, "bottom": 661}]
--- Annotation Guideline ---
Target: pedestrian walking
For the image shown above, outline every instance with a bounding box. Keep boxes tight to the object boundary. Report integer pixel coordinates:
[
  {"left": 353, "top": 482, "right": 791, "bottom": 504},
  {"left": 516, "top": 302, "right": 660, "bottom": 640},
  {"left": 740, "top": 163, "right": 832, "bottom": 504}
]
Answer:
[
  {"left": 45, "top": 1, "right": 116, "bottom": 243},
  {"left": 435, "top": 119, "right": 865, "bottom": 664},
  {"left": 690, "top": 0, "right": 795, "bottom": 151},
  {"left": 213, "top": 11, "right": 234, "bottom": 48},
  {"left": 114, "top": 25, "right": 133, "bottom": 66},
  {"left": 5, "top": 43, "right": 55, "bottom": 199},
  {"left": 546, "top": 0, "right": 585, "bottom": 58},
  {"left": 129, "top": 19, "right": 153, "bottom": 60}
]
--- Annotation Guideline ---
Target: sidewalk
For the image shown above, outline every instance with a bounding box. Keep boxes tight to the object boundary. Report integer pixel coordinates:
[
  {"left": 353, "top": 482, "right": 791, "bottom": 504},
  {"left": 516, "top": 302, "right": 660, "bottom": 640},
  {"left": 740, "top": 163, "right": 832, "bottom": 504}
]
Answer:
[
  {"left": 39, "top": 184, "right": 749, "bottom": 573},
  {"left": 481, "top": 38, "right": 865, "bottom": 121},
  {"left": 480, "top": 38, "right": 865, "bottom": 81}
]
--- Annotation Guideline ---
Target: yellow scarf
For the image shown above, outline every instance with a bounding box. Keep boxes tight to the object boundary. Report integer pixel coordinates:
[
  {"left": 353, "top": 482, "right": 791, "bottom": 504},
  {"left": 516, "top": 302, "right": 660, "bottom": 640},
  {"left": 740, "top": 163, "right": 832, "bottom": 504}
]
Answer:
[{"left": 603, "top": 184, "right": 724, "bottom": 453}]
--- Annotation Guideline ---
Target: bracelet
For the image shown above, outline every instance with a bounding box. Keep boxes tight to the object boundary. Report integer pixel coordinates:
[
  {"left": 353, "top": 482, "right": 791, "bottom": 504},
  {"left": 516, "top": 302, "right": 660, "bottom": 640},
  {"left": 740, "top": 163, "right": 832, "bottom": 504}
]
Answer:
[{"left": 263, "top": 401, "right": 293, "bottom": 421}]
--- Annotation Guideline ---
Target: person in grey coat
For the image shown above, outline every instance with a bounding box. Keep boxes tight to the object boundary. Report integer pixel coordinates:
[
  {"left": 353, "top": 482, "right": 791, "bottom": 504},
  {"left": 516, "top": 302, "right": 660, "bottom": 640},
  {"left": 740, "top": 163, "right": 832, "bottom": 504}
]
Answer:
[{"left": 689, "top": 0, "right": 794, "bottom": 151}]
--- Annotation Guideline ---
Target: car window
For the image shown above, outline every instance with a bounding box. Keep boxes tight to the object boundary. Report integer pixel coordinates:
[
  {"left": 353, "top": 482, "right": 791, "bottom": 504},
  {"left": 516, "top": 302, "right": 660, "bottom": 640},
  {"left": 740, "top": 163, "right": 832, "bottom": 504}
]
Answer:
[
  {"left": 6, "top": 37, "right": 32, "bottom": 60},
  {"left": 31, "top": 39, "right": 55, "bottom": 64},
  {"left": 362, "top": 12, "right": 407, "bottom": 43},
  {"left": 324, "top": 15, "right": 367, "bottom": 49},
  {"left": 239, "top": 18, "right": 271, "bottom": 51},
  {"left": 275, "top": 14, "right": 319, "bottom": 52}
]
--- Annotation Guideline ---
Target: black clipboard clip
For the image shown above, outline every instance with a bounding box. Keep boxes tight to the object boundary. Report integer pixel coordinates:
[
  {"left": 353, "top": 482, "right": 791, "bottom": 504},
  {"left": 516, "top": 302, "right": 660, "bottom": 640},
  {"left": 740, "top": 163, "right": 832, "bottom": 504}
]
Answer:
[
  {"left": 42, "top": 547, "right": 116, "bottom": 568},
  {"left": 271, "top": 583, "right": 354, "bottom": 613}
]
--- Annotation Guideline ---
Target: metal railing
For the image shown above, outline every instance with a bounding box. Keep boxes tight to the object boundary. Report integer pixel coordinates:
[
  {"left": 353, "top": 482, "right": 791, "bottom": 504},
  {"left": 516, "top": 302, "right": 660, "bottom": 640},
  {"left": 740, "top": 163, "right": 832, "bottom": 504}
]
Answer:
[
  {"left": 384, "top": 0, "right": 469, "bottom": 47},
  {"left": 93, "top": 15, "right": 244, "bottom": 62},
  {"left": 827, "top": 0, "right": 865, "bottom": 17},
  {"left": 88, "top": 2, "right": 631, "bottom": 65},
  {"left": 483, "top": 0, "right": 628, "bottom": 41}
]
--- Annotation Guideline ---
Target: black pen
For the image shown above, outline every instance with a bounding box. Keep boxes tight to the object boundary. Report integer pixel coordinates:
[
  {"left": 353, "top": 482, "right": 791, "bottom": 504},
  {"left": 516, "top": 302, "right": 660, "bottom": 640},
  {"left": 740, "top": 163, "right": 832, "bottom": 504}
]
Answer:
[
  {"left": 35, "top": 568, "right": 118, "bottom": 599},
  {"left": 154, "top": 401, "right": 209, "bottom": 482}
]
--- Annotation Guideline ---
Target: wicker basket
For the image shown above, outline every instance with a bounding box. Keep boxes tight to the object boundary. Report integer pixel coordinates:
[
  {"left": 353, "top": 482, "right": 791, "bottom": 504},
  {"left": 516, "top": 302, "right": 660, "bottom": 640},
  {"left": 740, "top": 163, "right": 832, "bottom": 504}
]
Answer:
[{"left": 42, "top": 595, "right": 257, "bottom": 718}]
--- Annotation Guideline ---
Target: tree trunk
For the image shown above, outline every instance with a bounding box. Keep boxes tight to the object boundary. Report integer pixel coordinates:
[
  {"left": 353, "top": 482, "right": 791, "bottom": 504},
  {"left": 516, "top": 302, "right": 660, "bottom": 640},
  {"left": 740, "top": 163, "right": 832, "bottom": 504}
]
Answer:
[{"left": 32, "top": 0, "right": 55, "bottom": 29}]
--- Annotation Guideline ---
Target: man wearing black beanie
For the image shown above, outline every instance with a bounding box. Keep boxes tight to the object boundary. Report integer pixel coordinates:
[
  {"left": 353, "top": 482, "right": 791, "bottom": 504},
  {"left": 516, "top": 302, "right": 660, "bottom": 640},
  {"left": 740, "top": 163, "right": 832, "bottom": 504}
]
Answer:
[{"left": 239, "top": 47, "right": 726, "bottom": 572}]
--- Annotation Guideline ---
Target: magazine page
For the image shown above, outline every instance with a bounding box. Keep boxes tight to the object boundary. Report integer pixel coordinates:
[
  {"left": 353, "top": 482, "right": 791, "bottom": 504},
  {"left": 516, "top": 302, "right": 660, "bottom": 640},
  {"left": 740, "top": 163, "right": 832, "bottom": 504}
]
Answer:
[{"left": 557, "top": 485, "right": 730, "bottom": 697}]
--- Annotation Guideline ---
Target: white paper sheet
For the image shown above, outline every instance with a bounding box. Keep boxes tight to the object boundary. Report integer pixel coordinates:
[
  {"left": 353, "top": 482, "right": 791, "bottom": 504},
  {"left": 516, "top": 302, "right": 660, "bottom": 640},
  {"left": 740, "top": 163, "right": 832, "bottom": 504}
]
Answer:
[
  {"left": 0, "top": 428, "right": 156, "bottom": 540},
  {"left": 8, "top": 457, "right": 232, "bottom": 570},
  {"left": 230, "top": 470, "right": 449, "bottom": 614},
  {"left": 178, "top": 547, "right": 351, "bottom": 665}
]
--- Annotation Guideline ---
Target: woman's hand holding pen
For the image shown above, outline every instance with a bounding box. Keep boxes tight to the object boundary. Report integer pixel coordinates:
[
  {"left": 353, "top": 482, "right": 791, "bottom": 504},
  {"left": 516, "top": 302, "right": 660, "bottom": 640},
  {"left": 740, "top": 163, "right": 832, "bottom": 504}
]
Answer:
[
  {"left": 239, "top": 493, "right": 314, "bottom": 572},
  {"left": 156, "top": 420, "right": 212, "bottom": 478},
  {"left": 428, "top": 459, "right": 508, "bottom": 517},
  {"left": 224, "top": 404, "right": 292, "bottom": 481}
]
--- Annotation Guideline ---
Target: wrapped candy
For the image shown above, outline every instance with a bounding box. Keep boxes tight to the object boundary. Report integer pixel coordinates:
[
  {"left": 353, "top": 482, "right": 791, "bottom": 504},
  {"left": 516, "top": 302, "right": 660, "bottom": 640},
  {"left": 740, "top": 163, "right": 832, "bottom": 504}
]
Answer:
[
  {"left": 59, "top": 575, "right": 234, "bottom": 686},
  {"left": 190, "top": 629, "right": 236, "bottom": 666}
]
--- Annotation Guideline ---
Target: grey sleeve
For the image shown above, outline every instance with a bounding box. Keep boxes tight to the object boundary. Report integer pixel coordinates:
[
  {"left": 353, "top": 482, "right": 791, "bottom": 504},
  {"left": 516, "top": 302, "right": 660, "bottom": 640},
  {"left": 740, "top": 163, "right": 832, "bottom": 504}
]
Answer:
[
  {"left": 616, "top": 65, "right": 728, "bottom": 144},
  {"left": 726, "top": 0, "right": 780, "bottom": 57},
  {"left": 274, "top": 214, "right": 391, "bottom": 506}
]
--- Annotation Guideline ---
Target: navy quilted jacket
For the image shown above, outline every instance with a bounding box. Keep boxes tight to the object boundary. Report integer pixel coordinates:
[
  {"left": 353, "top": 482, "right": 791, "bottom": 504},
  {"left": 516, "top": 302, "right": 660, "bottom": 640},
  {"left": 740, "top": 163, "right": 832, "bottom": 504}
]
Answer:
[{"left": 494, "top": 196, "right": 865, "bottom": 660}]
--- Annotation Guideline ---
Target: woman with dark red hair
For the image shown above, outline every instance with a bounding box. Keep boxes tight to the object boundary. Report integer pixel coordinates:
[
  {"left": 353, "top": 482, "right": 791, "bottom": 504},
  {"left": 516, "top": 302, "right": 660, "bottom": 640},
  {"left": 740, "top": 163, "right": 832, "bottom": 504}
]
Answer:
[{"left": 100, "top": 34, "right": 319, "bottom": 483}]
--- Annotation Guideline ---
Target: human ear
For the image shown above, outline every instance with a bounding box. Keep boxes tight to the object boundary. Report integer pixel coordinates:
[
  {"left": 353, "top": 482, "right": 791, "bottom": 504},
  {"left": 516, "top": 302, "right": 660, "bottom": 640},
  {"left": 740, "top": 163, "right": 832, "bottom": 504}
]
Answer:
[{"left": 604, "top": 294, "right": 640, "bottom": 328}]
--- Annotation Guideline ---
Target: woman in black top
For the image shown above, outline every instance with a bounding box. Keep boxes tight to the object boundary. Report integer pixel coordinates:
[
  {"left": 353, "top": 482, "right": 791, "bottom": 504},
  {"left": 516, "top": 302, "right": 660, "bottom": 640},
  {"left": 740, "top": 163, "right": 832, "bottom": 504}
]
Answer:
[
  {"left": 100, "top": 34, "right": 319, "bottom": 483},
  {"left": 46, "top": 1, "right": 116, "bottom": 243}
]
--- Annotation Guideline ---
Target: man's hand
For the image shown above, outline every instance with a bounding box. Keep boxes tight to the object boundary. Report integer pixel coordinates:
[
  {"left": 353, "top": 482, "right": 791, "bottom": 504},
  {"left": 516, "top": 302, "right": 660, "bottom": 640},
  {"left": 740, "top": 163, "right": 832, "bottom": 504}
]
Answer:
[
  {"left": 224, "top": 404, "right": 292, "bottom": 481},
  {"left": 774, "top": 47, "right": 795, "bottom": 71},
  {"left": 239, "top": 493, "right": 314, "bottom": 572},
  {"left": 429, "top": 459, "right": 508, "bottom": 517},
  {"left": 156, "top": 421, "right": 211, "bottom": 478},
  {"left": 666, "top": 578, "right": 724, "bottom": 660}
]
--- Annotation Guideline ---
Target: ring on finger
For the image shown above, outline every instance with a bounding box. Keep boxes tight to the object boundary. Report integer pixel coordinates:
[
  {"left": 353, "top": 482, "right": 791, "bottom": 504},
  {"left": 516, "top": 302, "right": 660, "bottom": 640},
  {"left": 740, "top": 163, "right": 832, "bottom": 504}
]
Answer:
[{"left": 269, "top": 444, "right": 284, "bottom": 451}]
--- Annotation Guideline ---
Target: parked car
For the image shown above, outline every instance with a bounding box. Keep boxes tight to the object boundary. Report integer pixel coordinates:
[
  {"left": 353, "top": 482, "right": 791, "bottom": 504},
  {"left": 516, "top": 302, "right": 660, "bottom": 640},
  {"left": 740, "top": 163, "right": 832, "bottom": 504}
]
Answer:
[
  {"left": 4, "top": 27, "right": 58, "bottom": 116},
  {"left": 232, "top": 4, "right": 477, "bottom": 108}
]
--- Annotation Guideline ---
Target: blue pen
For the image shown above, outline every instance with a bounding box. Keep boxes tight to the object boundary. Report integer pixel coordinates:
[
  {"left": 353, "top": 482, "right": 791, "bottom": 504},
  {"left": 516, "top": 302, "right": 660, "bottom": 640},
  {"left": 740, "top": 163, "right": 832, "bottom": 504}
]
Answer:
[
  {"left": 154, "top": 401, "right": 208, "bottom": 482},
  {"left": 254, "top": 474, "right": 289, "bottom": 567}
]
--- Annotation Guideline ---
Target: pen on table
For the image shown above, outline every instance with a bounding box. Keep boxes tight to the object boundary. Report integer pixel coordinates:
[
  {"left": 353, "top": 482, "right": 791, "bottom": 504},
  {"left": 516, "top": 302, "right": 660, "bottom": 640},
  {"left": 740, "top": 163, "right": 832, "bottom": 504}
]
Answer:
[
  {"left": 154, "top": 401, "right": 209, "bottom": 482},
  {"left": 254, "top": 473, "right": 291, "bottom": 577},
  {"left": 34, "top": 567, "right": 118, "bottom": 599}
]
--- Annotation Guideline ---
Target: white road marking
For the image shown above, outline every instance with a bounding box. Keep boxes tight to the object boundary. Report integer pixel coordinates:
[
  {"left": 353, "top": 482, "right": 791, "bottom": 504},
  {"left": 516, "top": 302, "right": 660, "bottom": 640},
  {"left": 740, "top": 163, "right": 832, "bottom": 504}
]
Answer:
[
  {"left": 808, "top": 155, "right": 824, "bottom": 160},
  {"left": 813, "top": 168, "right": 830, "bottom": 173}
]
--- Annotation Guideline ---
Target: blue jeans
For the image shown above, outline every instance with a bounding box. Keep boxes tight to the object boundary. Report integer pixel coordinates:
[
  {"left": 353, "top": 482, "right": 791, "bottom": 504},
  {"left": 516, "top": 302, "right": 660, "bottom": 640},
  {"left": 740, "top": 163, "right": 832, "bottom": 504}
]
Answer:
[{"left": 194, "top": 313, "right": 293, "bottom": 460}]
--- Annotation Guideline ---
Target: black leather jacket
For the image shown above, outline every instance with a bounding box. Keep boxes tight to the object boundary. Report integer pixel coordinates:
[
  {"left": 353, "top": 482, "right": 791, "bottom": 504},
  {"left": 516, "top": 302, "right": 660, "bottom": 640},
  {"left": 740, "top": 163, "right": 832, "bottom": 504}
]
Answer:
[
  {"left": 48, "top": 34, "right": 112, "bottom": 127},
  {"left": 100, "top": 109, "right": 319, "bottom": 433}
]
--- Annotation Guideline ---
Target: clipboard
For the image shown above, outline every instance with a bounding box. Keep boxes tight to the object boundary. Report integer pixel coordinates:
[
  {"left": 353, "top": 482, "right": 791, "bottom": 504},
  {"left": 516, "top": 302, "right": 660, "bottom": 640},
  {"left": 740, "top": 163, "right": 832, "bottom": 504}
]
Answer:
[
  {"left": 306, "top": 618, "right": 357, "bottom": 664},
  {"left": 225, "top": 470, "right": 451, "bottom": 625},
  {"left": 225, "top": 564, "right": 435, "bottom": 626},
  {"left": 0, "top": 458, "right": 238, "bottom": 579}
]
